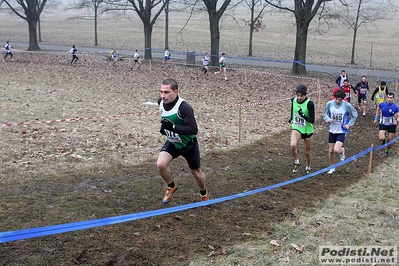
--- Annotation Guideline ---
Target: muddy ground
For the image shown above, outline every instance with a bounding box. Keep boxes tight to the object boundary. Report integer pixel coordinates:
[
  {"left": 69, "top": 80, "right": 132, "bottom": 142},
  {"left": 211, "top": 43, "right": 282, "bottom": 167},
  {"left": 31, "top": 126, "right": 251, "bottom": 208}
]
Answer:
[{"left": 0, "top": 52, "right": 389, "bottom": 265}]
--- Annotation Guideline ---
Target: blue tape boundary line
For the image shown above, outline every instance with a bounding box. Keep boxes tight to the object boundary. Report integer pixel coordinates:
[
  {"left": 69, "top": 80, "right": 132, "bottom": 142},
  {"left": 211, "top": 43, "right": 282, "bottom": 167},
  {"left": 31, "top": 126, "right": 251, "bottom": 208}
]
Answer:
[{"left": 1, "top": 136, "right": 398, "bottom": 243}]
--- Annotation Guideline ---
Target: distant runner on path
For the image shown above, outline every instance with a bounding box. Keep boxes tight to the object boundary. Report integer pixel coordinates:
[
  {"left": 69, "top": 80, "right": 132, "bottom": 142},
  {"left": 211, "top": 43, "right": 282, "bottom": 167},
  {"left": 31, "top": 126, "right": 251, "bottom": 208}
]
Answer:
[
  {"left": 3, "top": 41, "right": 13, "bottom": 62},
  {"left": 70, "top": 45, "right": 78, "bottom": 64},
  {"left": 214, "top": 53, "right": 228, "bottom": 80}
]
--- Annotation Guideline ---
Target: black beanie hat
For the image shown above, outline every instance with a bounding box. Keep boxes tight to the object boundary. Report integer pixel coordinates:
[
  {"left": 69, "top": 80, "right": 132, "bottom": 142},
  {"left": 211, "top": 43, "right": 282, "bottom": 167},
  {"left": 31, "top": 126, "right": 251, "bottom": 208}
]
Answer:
[{"left": 296, "top": 85, "right": 307, "bottom": 95}]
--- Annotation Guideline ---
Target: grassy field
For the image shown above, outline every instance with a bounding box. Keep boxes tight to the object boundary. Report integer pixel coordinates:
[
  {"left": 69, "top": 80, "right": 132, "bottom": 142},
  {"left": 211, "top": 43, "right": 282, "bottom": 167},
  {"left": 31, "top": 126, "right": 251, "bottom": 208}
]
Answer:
[
  {"left": 0, "top": 5, "right": 399, "bottom": 266},
  {"left": 1, "top": 5, "right": 399, "bottom": 71},
  {"left": 191, "top": 160, "right": 399, "bottom": 265}
]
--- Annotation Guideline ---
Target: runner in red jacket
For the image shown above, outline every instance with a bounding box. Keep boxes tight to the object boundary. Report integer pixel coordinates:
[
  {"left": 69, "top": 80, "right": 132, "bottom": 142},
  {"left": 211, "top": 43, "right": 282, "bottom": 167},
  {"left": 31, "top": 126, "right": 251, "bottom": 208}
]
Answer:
[{"left": 340, "top": 80, "right": 356, "bottom": 103}]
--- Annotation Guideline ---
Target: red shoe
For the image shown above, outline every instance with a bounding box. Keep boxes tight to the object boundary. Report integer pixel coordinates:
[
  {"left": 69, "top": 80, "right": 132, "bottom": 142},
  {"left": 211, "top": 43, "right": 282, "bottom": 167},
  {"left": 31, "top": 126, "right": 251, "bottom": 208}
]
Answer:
[
  {"left": 162, "top": 183, "right": 178, "bottom": 204},
  {"left": 201, "top": 191, "right": 209, "bottom": 201}
]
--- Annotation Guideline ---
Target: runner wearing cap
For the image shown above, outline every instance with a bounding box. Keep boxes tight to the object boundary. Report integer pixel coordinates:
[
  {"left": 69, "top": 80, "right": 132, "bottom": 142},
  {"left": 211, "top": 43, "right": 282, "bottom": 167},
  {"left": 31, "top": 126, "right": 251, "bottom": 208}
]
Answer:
[{"left": 288, "top": 85, "right": 315, "bottom": 174}]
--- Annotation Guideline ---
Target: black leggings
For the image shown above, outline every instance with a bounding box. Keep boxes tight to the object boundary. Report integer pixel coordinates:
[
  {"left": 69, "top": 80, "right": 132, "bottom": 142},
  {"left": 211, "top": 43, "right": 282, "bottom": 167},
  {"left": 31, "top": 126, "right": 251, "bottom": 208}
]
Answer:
[
  {"left": 4, "top": 52, "right": 13, "bottom": 60},
  {"left": 71, "top": 55, "right": 78, "bottom": 63}
]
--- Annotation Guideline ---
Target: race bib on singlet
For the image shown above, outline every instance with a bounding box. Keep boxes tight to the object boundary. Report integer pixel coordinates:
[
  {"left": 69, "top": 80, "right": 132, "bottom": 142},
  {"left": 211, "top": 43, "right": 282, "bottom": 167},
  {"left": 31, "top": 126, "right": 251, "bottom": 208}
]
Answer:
[
  {"left": 360, "top": 88, "right": 366, "bottom": 94},
  {"left": 165, "top": 130, "right": 182, "bottom": 143},
  {"left": 294, "top": 114, "right": 306, "bottom": 127},
  {"left": 332, "top": 113, "right": 343, "bottom": 124},
  {"left": 345, "top": 92, "right": 350, "bottom": 98},
  {"left": 378, "top": 93, "right": 384, "bottom": 99},
  {"left": 381, "top": 116, "right": 394, "bottom": 125}
]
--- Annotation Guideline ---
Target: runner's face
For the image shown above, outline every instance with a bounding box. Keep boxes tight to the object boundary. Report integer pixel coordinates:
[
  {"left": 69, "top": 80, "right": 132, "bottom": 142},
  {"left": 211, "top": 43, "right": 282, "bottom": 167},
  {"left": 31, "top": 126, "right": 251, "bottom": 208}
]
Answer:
[
  {"left": 334, "top": 98, "right": 343, "bottom": 105},
  {"left": 296, "top": 93, "right": 306, "bottom": 103},
  {"left": 160, "top": 84, "right": 178, "bottom": 104},
  {"left": 387, "top": 95, "right": 394, "bottom": 104}
]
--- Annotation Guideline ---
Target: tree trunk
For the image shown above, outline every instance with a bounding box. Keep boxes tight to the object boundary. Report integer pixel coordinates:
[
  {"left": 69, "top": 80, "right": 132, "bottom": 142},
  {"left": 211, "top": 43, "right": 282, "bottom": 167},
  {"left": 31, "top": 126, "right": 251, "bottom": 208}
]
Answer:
[
  {"left": 37, "top": 1, "right": 42, "bottom": 42},
  {"left": 292, "top": 20, "right": 308, "bottom": 75},
  {"left": 350, "top": 0, "right": 362, "bottom": 65},
  {"left": 248, "top": 1, "right": 254, "bottom": 57},
  {"left": 164, "top": 1, "right": 169, "bottom": 49},
  {"left": 248, "top": 25, "right": 254, "bottom": 57},
  {"left": 38, "top": 19, "right": 42, "bottom": 42},
  {"left": 209, "top": 15, "right": 220, "bottom": 66},
  {"left": 144, "top": 24, "right": 153, "bottom": 60},
  {"left": 350, "top": 28, "right": 357, "bottom": 64},
  {"left": 27, "top": 19, "right": 41, "bottom": 50},
  {"left": 94, "top": 5, "right": 98, "bottom": 46}
]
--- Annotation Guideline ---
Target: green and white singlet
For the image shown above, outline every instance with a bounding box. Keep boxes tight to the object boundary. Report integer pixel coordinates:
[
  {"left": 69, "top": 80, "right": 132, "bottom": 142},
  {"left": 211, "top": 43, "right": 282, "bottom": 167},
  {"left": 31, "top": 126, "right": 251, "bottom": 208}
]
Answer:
[{"left": 160, "top": 97, "right": 196, "bottom": 150}]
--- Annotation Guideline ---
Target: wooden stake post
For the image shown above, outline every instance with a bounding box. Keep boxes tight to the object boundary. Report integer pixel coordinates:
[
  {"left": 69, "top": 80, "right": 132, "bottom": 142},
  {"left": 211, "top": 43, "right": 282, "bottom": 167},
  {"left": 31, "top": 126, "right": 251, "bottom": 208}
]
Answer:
[
  {"left": 367, "top": 144, "right": 374, "bottom": 184},
  {"left": 238, "top": 103, "right": 242, "bottom": 143},
  {"left": 317, "top": 78, "right": 321, "bottom": 116}
]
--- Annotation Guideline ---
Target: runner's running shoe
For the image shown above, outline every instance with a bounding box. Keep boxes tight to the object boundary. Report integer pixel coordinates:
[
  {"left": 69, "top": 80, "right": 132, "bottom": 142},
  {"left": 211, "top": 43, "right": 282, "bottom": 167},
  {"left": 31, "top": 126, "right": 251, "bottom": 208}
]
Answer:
[
  {"left": 305, "top": 168, "right": 311, "bottom": 174},
  {"left": 162, "top": 183, "right": 178, "bottom": 204},
  {"left": 327, "top": 168, "right": 335, "bottom": 174},
  {"left": 201, "top": 191, "right": 209, "bottom": 202},
  {"left": 292, "top": 163, "right": 299, "bottom": 173},
  {"left": 385, "top": 150, "right": 389, "bottom": 157}
]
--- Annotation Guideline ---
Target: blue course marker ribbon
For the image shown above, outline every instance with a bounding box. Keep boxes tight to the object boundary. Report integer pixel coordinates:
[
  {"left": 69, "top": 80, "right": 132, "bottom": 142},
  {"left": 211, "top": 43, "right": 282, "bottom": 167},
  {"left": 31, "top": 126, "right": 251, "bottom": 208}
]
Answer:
[{"left": 1, "top": 136, "right": 398, "bottom": 243}]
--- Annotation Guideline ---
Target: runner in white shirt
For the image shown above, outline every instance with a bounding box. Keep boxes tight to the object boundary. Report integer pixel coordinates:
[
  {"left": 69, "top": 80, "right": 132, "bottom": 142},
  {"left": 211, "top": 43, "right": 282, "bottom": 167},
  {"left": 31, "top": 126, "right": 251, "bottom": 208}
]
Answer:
[
  {"left": 131, "top": 49, "right": 142, "bottom": 70},
  {"left": 323, "top": 89, "right": 358, "bottom": 174},
  {"left": 162, "top": 47, "right": 171, "bottom": 68},
  {"left": 201, "top": 53, "right": 210, "bottom": 75},
  {"left": 214, "top": 53, "right": 228, "bottom": 80},
  {"left": 3, "top": 41, "right": 13, "bottom": 62}
]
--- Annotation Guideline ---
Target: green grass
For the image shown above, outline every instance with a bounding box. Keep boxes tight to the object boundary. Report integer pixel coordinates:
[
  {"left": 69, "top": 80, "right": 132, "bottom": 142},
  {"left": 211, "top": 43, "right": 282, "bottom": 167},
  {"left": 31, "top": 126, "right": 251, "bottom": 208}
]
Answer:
[{"left": 191, "top": 155, "right": 399, "bottom": 265}]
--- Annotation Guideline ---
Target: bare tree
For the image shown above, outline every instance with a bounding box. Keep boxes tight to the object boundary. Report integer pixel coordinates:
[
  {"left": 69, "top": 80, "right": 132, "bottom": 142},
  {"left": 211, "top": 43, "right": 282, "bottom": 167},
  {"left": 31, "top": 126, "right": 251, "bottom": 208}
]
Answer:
[
  {"left": 243, "top": 0, "right": 267, "bottom": 56},
  {"left": 3, "top": 0, "right": 48, "bottom": 50},
  {"left": 322, "top": 0, "right": 388, "bottom": 65},
  {"left": 264, "top": 0, "right": 333, "bottom": 75},
  {"left": 124, "top": 0, "right": 170, "bottom": 60},
  {"left": 74, "top": 0, "right": 105, "bottom": 46},
  {"left": 202, "top": 0, "right": 233, "bottom": 65}
]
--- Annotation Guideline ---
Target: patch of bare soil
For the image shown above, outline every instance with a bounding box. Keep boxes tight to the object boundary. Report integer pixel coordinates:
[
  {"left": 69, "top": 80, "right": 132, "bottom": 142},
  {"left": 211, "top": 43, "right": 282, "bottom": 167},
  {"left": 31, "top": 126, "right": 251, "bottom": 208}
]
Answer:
[{"left": 0, "top": 52, "right": 387, "bottom": 265}]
